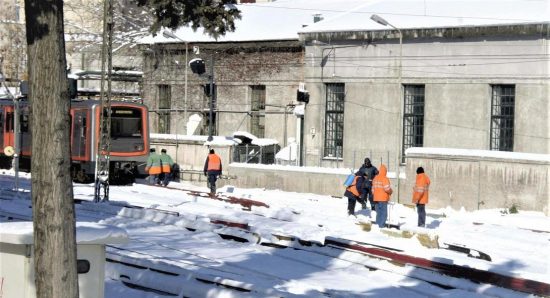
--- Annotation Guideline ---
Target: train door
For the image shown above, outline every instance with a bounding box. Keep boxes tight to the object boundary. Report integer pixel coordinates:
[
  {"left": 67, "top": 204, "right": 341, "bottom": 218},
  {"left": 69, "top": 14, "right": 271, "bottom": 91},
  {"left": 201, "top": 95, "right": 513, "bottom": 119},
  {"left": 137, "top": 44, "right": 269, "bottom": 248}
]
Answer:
[
  {"left": 71, "top": 109, "right": 89, "bottom": 161},
  {"left": 4, "top": 106, "right": 14, "bottom": 148},
  {"left": 0, "top": 107, "right": 3, "bottom": 150}
]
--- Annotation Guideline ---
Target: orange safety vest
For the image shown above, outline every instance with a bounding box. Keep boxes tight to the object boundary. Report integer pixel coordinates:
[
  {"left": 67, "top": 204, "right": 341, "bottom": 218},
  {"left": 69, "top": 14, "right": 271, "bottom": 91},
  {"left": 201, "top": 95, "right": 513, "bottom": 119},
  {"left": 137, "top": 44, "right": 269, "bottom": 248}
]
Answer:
[
  {"left": 346, "top": 176, "right": 361, "bottom": 197},
  {"left": 412, "top": 173, "right": 431, "bottom": 204},
  {"left": 373, "top": 164, "right": 392, "bottom": 202},
  {"left": 207, "top": 154, "right": 222, "bottom": 171}
]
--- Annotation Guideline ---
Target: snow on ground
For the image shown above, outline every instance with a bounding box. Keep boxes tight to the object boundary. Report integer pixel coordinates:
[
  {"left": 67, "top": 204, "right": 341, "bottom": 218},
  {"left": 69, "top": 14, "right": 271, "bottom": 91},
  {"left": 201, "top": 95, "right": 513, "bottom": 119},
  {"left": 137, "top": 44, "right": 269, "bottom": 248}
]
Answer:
[{"left": 0, "top": 170, "right": 549, "bottom": 297}]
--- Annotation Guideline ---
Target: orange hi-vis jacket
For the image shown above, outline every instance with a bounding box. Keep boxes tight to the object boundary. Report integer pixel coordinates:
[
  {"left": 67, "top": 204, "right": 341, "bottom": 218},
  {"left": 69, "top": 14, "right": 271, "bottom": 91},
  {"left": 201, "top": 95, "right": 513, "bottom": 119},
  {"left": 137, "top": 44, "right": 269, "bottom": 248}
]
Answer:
[
  {"left": 145, "top": 152, "right": 162, "bottom": 175},
  {"left": 206, "top": 153, "right": 222, "bottom": 171},
  {"left": 346, "top": 176, "right": 361, "bottom": 197},
  {"left": 373, "top": 164, "right": 392, "bottom": 202},
  {"left": 412, "top": 173, "right": 431, "bottom": 204}
]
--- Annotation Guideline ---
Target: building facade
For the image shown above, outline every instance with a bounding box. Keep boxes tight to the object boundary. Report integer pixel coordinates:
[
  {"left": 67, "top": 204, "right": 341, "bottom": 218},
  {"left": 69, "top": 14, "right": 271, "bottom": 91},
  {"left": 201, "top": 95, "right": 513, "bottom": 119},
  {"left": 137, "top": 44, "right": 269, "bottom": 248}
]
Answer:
[
  {"left": 0, "top": 0, "right": 26, "bottom": 81},
  {"left": 299, "top": 23, "right": 550, "bottom": 172},
  {"left": 140, "top": 40, "right": 304, "bottom": 147}
]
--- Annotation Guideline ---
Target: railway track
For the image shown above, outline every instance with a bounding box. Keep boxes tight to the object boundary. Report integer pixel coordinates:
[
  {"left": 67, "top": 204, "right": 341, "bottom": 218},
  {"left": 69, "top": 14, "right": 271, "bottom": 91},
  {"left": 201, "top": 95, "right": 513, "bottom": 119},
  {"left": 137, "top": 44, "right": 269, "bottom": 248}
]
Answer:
[{"left": 1, "top": 186, "right": 548, "bottom": 297}]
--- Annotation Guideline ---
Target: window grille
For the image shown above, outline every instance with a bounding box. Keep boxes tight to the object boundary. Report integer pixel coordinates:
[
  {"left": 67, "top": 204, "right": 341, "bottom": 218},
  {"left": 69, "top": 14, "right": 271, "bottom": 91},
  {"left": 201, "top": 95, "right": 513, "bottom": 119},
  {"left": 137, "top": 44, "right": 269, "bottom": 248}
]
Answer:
[
  {"left": 490, "top": 85, "right": 515, "bottom": 151},
  {"left": 403, "top": 85, "right": 425, "bottom": 161},
  {"left": 324, "top": 83, "right": 345, "bottom": 158},
  {"left": 250, "top": 85, "right": 266, "bottom": 138},
  {"left": 158, "top": 84, "right": 171, "bottom": 134}
]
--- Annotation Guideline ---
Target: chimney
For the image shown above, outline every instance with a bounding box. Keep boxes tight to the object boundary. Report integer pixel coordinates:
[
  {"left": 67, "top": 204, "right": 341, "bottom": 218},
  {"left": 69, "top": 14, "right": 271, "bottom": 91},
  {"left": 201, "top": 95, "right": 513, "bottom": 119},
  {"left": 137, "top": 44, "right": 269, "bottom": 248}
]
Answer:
[{"left": 313, "top": 13, "right": 323, "bottom": 23}]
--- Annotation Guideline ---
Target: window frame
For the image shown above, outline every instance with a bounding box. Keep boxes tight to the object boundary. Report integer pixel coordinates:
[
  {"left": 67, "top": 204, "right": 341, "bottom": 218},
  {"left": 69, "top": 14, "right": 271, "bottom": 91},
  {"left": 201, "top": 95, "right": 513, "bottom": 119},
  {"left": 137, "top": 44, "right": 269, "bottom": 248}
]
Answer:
[
  {"left": 158, "top": 84, "right": 171, "bottom": 134},
  {"left": 490, "top": 84, "right": 515, "bottom": 151},
  {"left": 250, "top": 85, "right": 266, "bottom": 138},
  {"left": 323, "top": 83, "right": 345, "bottom": 159},
  {"left": 402, "top": 84, "right": 425, "bottom": 162}
]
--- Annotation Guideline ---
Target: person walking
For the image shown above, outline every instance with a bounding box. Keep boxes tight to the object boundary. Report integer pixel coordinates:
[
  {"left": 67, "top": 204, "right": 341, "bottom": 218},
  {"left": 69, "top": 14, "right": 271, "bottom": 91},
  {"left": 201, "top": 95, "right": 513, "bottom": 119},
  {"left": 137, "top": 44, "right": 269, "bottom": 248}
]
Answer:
[
  {"left": 204, "top": 148, "right": 222, "bottom": 194},
  {"left": 372, "top": 164, "right": 393, "bottom": 228},
  {"left": 144, "top": 148, "right": 162, "bottom": 185},
  {"left": 359, "top": 158, "right": 378, "bottom": 211},
  {"left": 159, "top": 149, "right": 174, "bottom": 187},
  {"left": 412, "top": 166, "right": 431, "bottom": 227},
  {"left": 343, "top": 171, "right": 367, "bottom": 216}
]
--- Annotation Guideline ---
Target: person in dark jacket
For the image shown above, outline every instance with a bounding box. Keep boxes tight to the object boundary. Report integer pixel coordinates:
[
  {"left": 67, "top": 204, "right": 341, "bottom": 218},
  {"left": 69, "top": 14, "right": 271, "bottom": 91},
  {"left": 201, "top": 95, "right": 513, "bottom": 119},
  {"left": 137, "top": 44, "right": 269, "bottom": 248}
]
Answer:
[
  {"left": 203, "top": 149, "right": 222, "bottom": 194},
  {"left": 344, "top": 171, "right": 367, "bottom": 216},
  {"left": 358, "top": 158, "right": 379, "bottom": 211}
]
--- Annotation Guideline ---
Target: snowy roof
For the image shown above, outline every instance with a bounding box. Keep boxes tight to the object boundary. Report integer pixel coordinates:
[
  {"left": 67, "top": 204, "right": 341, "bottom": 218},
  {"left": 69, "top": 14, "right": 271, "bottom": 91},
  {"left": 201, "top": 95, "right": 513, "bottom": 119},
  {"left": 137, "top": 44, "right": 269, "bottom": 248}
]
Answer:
[
  {"left": 300, "top": 0, "right": 550, "bottom": 34},
  {"left": 138, "top": 0, "right": 549, "bottom": 45},
  {"left": 0, "top": 222, "right": 128, "bottom": 245},
  {"left": 138, "top": 0, "right": 348, "bottom": 44},
  {"left": 233, "top": 131, "right": 278, "bottom": 146}
]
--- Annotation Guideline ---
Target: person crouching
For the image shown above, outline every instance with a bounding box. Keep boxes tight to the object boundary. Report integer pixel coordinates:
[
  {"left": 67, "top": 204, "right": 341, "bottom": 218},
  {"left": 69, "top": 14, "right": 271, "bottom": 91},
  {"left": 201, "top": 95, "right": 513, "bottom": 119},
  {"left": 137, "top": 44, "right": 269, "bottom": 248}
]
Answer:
[{"left": 344, "top": 172, "right": 367, "bottom": 216}]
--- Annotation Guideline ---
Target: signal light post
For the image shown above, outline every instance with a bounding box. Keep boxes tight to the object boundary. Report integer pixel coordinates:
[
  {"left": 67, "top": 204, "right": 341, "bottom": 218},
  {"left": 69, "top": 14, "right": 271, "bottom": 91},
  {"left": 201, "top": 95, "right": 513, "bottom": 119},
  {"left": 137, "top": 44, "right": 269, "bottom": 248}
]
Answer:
[
  {"left": 207, "top": 55, "right": 215, "bottom": 142},
  {"left": 189, "top": 55, "right": 215, "bottom": 142}
]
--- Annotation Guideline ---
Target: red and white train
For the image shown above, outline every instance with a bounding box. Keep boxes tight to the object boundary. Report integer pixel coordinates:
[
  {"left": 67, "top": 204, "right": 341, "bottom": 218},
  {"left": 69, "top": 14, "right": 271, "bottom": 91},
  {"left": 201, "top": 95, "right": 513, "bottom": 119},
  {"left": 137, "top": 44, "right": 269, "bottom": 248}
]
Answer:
[{"left": 0, "top": 98, "right": 150, "bottom": 184}]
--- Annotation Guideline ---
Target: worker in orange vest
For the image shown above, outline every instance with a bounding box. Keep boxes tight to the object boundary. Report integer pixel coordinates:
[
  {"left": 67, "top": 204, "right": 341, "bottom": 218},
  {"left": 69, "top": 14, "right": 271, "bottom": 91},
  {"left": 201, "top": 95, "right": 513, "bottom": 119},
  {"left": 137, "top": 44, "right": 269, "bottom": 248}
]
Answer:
[
  {"left": 372, "top": 164, "right": 393, "bottom": 228},
  {"left": 204, "top": 148, "right": 222, "bottom": 194},
  {"left": 343, "top": 171, "right": 367, "bottom": 216},
  {"left": 144, "top": 148, "right": 162, "bottom": 185},
  {"left": 412, "top": 167, "right": 431, "bottom": 227}
]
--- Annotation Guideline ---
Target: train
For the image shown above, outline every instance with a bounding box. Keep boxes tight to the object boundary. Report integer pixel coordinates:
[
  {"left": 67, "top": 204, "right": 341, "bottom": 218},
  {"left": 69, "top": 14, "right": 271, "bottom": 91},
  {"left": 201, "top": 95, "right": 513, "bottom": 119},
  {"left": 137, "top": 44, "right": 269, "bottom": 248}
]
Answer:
[{"left": 0, "top": 98, "right": 150, "bottom": 184}]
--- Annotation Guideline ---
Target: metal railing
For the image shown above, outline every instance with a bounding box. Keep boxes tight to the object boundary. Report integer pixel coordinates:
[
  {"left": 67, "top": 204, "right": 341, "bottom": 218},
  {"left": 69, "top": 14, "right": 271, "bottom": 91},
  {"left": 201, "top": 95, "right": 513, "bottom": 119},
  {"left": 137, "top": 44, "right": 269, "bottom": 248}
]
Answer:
[{"left": 232, "top": 144, "right": 279, "bottom": 165}]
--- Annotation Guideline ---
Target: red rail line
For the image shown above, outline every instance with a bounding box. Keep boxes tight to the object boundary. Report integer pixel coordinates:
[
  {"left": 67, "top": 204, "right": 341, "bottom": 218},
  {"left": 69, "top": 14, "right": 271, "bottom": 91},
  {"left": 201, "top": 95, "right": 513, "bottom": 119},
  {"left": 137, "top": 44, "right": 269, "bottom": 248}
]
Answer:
[{"left": 325, "top": 238, "right": 550, "bottom": 296}]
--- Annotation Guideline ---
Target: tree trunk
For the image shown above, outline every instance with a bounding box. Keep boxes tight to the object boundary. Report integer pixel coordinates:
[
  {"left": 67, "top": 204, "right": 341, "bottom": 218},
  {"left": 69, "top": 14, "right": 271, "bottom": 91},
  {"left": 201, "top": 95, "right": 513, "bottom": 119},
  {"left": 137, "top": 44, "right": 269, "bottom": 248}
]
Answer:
[{"left": 24, "top": 1, "right": 79, "bottom": 297}]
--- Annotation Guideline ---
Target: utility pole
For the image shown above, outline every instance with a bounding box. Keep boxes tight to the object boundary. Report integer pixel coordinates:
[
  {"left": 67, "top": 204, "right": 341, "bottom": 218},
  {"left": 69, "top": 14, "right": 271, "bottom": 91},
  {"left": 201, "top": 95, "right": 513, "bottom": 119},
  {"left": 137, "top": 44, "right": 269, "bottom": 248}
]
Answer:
[
  {"left": 208, "top": 54, "right": 215, "bottom": 142},
  {"left": 94, "top": 0, "right": 114, "bottom": 202}
]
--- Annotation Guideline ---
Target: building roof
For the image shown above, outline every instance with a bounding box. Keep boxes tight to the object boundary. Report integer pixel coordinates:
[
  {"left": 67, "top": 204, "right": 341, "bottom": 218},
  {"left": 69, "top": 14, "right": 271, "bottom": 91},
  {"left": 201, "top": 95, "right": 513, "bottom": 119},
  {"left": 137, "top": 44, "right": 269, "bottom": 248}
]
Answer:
[
  {"left": 139, "top": 0, "right": 549, "bottom": 44},
  {"left": 138, "top": 0, "right": 356, "bottom": 44},
  {"left": 300, "top": 0, "right": 550, "bottom": 34}
]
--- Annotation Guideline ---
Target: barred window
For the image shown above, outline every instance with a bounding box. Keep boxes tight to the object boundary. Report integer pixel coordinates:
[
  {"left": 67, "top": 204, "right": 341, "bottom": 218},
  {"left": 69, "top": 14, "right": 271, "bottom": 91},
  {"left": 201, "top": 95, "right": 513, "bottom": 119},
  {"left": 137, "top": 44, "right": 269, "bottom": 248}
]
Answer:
[
  {"left": 490, "top": 85, "right": 515, "bottom": 151},
  {"left": 250, "top": 85, "right": 266, "bottom": 138},
  {"left": 403, "top": 85, "right": 425, "bottom": 161},
  {"left": 158, "top": 84, "right": 171, "bottom": 134},
  {"left": 324, "top": 83, "right": 345, "bottom": 158}
]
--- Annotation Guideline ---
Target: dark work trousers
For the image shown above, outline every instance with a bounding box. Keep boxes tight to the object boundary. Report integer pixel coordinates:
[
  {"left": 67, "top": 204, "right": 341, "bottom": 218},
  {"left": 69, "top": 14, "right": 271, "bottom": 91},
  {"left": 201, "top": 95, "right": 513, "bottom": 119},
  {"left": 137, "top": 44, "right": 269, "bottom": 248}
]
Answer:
[
  {"left": 207, "top": 173, "right": 218, "bottom": 194},
  {"left": 159, "top": 172, "right": 171, "bottom": 187},
  {"left": 362, "top": 185, "right": 375, "bottom": 210},
  {"left": 416, "top": 204, "right": 426, "bottom": 227},
  {"left": 347, "top": 194, "right": 367, "bottom": 216},
  {"left": 375, "top": 201, "right": 388, "bottom": 228}
]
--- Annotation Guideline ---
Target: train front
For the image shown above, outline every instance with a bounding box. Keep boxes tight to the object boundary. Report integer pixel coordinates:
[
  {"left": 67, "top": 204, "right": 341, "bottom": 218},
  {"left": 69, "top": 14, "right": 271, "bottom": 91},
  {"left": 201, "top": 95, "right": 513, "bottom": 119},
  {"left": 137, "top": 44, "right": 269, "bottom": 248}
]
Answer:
[
  {"left": 84, "top": 102, "right": 149, "bottom": 184},
  {"left": 94, "top": 102, "right": 149, "bottom": 184}
]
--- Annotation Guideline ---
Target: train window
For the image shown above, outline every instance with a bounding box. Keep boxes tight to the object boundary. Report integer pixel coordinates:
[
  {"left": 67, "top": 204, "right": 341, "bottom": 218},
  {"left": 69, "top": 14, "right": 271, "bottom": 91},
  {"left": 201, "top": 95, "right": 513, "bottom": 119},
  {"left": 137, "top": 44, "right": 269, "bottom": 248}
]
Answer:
[
  {"left": 81, "top": 116, "right": 87, "bottom": 138},
  {"left": 6, "top": 113, "right": 13, "bottom": 132},
  {"left": 110, "top": 107, "right": 143, "bottom": 138}
]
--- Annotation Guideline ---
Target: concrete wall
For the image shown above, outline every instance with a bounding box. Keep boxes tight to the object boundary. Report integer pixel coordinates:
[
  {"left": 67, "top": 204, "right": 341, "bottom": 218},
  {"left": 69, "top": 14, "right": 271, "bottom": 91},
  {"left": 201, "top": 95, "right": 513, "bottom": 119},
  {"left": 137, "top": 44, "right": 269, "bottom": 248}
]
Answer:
[
  {"left": 300, "top": 24, "right": 550, "bottom": 172},
  {"left": 228, "top": 164, "right": 352, "bottom": 197},
  {"left": 404, "top": 150, "right": 550, "bottom": 215},
  {"left": 152, "top": 136, "right": 549, "bottom": 214},
  {"left": 149, "top": 137, "right": 233, "bottom": 172},
  {"left": 227, "top": 150, "right": 549, "bottom": 215}
]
